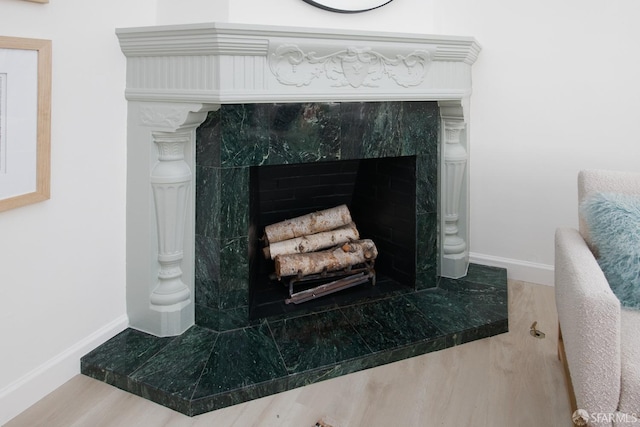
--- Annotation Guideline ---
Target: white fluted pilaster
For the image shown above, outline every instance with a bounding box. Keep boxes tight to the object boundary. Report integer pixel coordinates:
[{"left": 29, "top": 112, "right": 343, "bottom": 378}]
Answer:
[
  {"left": 125, "top": 102, "right": 213, "bottom": 337},
  {"left": 439, "top": 101, "right": 470, "bottom": 278},
  {"left": 149, "top": 131, "right": 193, "bottom": 310}
]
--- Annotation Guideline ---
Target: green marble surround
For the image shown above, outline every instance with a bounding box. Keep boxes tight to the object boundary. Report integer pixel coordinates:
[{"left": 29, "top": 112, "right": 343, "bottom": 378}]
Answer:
[
  {"left": 82, "top": 264, "right": 508, "bottom": 417},
  {"left": 194, "top": 101, "right": 440, "bottom": 332}
]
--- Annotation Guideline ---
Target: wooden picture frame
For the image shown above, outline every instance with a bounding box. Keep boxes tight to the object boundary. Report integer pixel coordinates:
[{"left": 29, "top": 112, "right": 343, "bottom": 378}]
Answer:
[{"left": 0, "top": 36, "right": 51, "bottom": 212}]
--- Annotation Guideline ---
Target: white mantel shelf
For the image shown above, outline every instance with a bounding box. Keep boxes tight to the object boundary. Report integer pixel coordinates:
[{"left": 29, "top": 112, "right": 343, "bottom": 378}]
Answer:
[
  {"left": 116, "top": 22, "right": 481, "bottom": 104},
  {"left": 116, "top": 22, "right": 480, "bottom": 337}
]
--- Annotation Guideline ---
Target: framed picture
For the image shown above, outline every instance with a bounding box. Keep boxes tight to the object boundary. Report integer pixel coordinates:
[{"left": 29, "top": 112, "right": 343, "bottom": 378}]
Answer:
[{"left": 0, "top": 36, "right": 51, "bottom": 212}]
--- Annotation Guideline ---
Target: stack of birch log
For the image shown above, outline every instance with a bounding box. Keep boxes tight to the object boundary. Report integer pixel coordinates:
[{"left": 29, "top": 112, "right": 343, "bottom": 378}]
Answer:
[{"left": 262, "top": 204, "right": 378, "bottom": 280}]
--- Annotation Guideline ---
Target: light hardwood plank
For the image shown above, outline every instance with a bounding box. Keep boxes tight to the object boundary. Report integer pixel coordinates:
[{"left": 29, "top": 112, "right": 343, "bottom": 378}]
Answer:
[{"left": 5, "top": 281, "right": 571, "bottom": 427}]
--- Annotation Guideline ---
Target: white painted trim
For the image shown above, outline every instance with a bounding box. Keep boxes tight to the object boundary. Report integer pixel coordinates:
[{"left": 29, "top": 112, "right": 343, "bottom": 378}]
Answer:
[
  {"left": 116, "top": 22, "right": 481, "bottom": 64},
  {"left": 469, "top": 252, "right": 555, "bottom": 286},
  {"left": 0, "top": 315, "right": 129, "bottom": 425}
]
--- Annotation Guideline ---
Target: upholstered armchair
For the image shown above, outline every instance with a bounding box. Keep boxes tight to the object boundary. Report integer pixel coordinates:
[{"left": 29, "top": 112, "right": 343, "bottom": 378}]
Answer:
[{"left": 555, "top": 169, "right": 640, "bottom": 426}]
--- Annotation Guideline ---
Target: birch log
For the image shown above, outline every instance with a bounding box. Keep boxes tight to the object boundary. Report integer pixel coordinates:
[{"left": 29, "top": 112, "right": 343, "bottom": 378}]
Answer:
[
  {"left": 264, "top": 204, "right": 352, "bottom": 244},
  {"left": 274, "top": 239, "right": 378, "bottom": 278},
  {"left": 264, "top": 222, "right": 360, "bottom": 259}
]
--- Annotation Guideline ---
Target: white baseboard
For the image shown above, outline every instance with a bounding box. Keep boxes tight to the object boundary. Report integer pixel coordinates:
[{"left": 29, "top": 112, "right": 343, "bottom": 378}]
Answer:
[
  {"left": 0, "top": 315, "right": 129, "bottom": 425},
  {"left": 469, "top": 252, "right": 555, "bottom": 286}
]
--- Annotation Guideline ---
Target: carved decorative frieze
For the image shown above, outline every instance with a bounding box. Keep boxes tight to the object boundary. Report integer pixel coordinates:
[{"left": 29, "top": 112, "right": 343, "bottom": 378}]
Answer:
[
  {"left": 140, "top": 105, "right": 186, "bottom": 129},
  {"left": 269, "top": 44, "right": 431, "bottom": 88},
  {"left": 139, "top": 103, "right": 214, "bottom": 132}
]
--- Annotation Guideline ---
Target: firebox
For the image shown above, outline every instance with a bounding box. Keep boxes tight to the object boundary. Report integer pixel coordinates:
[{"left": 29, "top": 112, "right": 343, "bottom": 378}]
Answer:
[
  {"left": 249, "top": 155, "right": 417, "bottom": 319},
  {"left": 195, "top": 101, "right": 439, "bottom": 331}
]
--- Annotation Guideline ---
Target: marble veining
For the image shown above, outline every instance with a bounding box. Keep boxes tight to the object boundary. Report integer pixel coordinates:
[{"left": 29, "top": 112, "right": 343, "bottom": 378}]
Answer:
[
  {"left": 268, "top": 308, "right": 372, "bottom": 373},
  {"left": 194, "top": 101, "right": 440, "bottom": 331},
  {"left": 81, "top": 264, "right": 508, "bottom": 417}
]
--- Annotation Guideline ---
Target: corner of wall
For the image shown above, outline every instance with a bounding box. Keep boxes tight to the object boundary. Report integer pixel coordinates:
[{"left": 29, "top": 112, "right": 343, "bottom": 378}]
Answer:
[{"left": 0, "top": 315, "right": 129, "bottom": 425}]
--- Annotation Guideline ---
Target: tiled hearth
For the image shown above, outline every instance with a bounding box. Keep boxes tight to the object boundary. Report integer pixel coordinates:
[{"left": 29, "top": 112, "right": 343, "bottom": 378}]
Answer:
[{"left": 82, "top": 263, "right": 507, "bottom": 417}]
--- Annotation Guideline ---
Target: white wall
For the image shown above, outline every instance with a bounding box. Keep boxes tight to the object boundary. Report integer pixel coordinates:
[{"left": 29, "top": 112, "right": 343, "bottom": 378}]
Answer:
[
  {"left": 156, "top": 0, "right": 229, "bottom": 24},
  {"left": 3, "top": 0, "right": 640, "bottom": 423},
  {"left": 0, "top": 0, "right": 154, "bottom": 424},
  {"left": 432, "top": 0, "right": 640, "bottom": 283}
]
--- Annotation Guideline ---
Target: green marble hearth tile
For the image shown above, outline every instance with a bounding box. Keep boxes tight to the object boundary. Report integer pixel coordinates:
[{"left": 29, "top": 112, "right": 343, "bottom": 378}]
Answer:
[
  {"left": 196, "top": 304, "right": 252, "bottom": 332},
  {"left": 370, "top": 334, "right": 449, "bottom": 366},
  {"left": 330, "top": 278, "right": 415, "bottom": 305},
  {"left": 340, "top": 296, "right": 443, "bottom": 352},
  {"left": 450, "top": 320, "right": 509, "bottom": 347},
  {"left": 219, "top": 237, "right": 249, "bottom": 309},
  {"left": 129, "top": 326, "right": 217, "bottom": 403},
  {"left": 81, "top": 329, "right": 173, "bottom": 391},
  {"left": 268, "top": 103, "right": 341, "bottom": 165},
  {"left": 405, "top": 286, "right": 507, "bottom": 337},
  {"left": 195, "top": 109, "right": 221, "bottom": 167},
  {"left": 83, "top": 265, "right": 509, "bottom": 418},
  {"left": 192, "top": 324, "right": 288, "bottom": 402},
  {"left": 218, "top": 305, "right": 252, "bottom": 331},
  {"left": 437, "top": 277, "right": 509, "bottom": 317},
  {"left": 220, "top": 104, "right": 270, "bottom": 167},
  {"left": 257, "top": 297, "right": 342, "bottom": 324},
  {"left": 285, "top": 330, "right": 447, "bottom": 391},
  {"left": 460, "top": 264, "right": 509, "bottom": 288},
  {"left": 268, "top": 308, "right": 373, "bottom": 374},
  {"left": 190, "top": 377, "right": 290, "bottom": 416},
  {"left": 195, "top": 166, "right": 220, "bottom": 238},
  {"left": 220, "top": 167, "right": 249, "bottom": 238},
  {"left": 285, "top": 357, "right": 378, "bottom": 390}
]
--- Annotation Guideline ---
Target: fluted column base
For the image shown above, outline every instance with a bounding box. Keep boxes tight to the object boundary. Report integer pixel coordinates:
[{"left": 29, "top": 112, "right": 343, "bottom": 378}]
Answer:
[{"left": 439, "top": 100, "right": 470, "bottom": 279}]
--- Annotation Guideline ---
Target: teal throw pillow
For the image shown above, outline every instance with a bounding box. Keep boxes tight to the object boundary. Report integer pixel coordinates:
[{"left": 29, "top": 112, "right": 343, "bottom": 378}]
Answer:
[{"left": 580, "top": 192, "right": 640, "bottom": 310}]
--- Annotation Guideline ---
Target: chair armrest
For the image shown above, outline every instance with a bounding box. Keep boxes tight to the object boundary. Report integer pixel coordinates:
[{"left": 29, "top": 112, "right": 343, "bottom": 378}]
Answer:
[{"left": 555, "top": 227, "right": 621, "bottom": 419}]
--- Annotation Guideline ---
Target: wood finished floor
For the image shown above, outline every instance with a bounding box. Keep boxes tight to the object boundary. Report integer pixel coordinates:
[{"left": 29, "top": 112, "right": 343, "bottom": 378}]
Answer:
[{"left": 5, "top": 281, "right": 571, "bottom": 427}]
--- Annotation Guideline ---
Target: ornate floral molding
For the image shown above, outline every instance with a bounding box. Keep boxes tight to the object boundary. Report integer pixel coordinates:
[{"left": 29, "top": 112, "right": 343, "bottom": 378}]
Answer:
[
  {"left": 139, "top": 103, "right": 215, "bottom": 132},
  {"left": 269, "top": 44, "right": 431, "bottom": 88}
]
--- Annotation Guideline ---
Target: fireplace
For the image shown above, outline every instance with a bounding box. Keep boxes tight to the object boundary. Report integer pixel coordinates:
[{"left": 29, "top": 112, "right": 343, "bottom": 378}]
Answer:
[
  {"left": 114, "top": 22, "right": 480, "bottom": 336},
  {"left": 79, "top": 23, "right": 510, "bottom": 417}
]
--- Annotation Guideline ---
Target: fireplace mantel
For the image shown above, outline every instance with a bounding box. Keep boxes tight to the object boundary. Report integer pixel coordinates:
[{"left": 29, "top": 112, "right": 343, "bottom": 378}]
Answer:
[{"left": 116, "top": 22, "right": 481, "bottom": 337}]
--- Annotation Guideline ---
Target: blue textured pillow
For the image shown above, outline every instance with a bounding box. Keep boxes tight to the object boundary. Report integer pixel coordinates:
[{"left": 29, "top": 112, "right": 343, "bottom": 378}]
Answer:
[{"left": 580, "top": 192, "right": 640, "bottom": 309}]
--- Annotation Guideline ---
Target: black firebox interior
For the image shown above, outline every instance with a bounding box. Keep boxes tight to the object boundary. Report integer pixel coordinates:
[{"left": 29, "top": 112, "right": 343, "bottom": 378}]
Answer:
[{"left": 249, "top": 156, "right": 417, "bottom": 319}]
